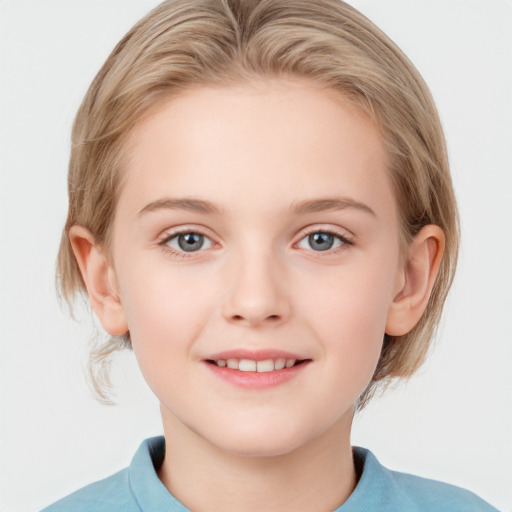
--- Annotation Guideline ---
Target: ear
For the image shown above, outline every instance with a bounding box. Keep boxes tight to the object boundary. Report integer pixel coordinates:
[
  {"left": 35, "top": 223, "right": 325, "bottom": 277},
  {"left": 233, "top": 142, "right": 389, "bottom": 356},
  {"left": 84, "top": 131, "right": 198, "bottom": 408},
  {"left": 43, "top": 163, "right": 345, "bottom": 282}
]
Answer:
[
  {"left": 386, "top": 225, "right": 445, "bottom": 336},
  {"left": 69, "top": 225, "right": 128, "bottom": 336}
]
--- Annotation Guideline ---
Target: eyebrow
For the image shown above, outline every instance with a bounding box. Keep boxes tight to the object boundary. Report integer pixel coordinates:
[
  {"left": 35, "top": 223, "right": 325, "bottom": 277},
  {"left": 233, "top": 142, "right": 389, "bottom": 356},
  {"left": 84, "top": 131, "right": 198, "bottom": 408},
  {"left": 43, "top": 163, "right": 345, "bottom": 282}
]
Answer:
[
  {"left": 290, "top": 197, "right": 376, "bottom": 216},
  {"left": 138, "top": 198, "right": 223, "bottom": 216},
  {"left": 138, "top": 196, "right": 376, "bottom": 217}
]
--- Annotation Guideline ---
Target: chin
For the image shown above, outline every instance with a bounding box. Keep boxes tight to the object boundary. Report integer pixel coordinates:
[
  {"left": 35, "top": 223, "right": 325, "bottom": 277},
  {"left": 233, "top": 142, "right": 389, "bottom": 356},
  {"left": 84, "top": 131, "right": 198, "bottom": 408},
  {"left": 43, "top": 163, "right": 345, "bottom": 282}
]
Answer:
[
  {"left": 202, "top": 417, "right": 321, "bottom": 459},
  {"left": 217, "top": 437, "right": 305, "bottom": 459}
]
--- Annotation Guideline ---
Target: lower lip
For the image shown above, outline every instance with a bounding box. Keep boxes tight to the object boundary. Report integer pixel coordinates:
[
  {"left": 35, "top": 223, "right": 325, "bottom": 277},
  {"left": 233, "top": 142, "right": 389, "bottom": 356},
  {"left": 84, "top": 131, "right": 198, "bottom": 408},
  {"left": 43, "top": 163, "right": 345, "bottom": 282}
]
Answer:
[{"left": 204, "top": 362, "right": 310, "bottom": 389}]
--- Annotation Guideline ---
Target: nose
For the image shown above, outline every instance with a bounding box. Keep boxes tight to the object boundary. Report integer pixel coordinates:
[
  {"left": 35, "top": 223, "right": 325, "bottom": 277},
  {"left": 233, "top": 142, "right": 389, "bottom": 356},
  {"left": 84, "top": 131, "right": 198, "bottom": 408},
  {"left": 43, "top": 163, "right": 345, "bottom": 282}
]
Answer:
[{"left": 221, "top": 250, "right": 291, "bottom": 328}]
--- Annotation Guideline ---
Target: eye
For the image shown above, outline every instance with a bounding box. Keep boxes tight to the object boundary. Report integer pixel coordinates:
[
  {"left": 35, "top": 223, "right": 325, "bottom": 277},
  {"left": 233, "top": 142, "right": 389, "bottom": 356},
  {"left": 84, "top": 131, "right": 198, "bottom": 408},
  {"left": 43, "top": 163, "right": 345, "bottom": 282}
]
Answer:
[
  {"left": 164, "top": 232, "right": 213, "bottom": 253},
  {"left": 297, "top": 231, "right": 350, "bottom": 252}
]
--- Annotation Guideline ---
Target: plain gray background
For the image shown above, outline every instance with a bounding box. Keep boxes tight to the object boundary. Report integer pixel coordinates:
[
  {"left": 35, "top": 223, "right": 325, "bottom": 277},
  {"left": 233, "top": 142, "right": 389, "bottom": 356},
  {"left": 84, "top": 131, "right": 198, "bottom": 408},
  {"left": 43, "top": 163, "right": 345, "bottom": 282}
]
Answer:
[{"left": 1, "top": 1, "right": 511, "bottom": 511}]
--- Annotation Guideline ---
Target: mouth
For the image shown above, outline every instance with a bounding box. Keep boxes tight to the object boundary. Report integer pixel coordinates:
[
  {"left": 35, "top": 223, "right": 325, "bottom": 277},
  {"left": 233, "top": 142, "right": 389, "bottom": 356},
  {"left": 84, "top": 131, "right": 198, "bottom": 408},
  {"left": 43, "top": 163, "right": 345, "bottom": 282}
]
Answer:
[
  {"left": 205, "top": 358, "right": 310, "bottom": 373},
  {"left": 202, "top": 349, "right": 311, "bottom": 388}
]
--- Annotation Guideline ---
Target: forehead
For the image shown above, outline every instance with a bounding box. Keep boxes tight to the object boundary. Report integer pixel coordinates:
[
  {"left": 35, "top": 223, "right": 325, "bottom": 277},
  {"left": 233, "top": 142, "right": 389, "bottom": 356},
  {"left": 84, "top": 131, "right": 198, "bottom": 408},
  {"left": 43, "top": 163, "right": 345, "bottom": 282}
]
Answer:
[{"left": 117, "top": 79, "right": 393, "bottom": 220}]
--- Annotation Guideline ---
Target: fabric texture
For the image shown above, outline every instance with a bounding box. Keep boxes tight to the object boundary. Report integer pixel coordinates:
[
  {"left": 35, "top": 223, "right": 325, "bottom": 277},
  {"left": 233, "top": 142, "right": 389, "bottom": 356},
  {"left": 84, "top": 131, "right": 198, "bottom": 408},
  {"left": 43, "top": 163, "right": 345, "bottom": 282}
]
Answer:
[{"left": 41, "top": 436, "right": 499, "bottom": 512}]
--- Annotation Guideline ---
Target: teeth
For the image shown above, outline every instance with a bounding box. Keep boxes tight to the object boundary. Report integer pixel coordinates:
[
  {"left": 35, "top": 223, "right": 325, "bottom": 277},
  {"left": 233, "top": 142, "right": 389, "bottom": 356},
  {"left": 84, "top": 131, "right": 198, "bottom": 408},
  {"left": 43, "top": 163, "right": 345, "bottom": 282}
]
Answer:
[
  {"left": 274, "top": 358, "right": 286, "bottom": 370},
  {"left": 227, "top": 358, "right": 238, "bottom": 369},
  {"left": 239, "top": 359, "right": 257, "bottom": 372},
  {"left": 214, "top": 358, "right": 297, "bottom": 372},
  {"left": 256, "top": 359, "right": 274, "bottom": 372}
]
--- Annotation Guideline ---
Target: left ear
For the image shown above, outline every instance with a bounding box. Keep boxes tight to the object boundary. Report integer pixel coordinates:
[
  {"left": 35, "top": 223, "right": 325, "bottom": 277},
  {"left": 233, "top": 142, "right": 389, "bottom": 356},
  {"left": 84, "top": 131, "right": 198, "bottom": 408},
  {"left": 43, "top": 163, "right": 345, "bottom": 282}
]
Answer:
[{"left": 386, "top": 225, "right": 445, "bottom": 336}]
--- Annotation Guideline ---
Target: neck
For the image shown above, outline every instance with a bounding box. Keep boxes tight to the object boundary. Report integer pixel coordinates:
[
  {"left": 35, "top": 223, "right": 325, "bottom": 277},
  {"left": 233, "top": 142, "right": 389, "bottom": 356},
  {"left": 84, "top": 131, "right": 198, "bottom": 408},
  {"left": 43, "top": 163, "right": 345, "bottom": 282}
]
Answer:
[{"left": 158, "top": 408, "right": 357, "bottom": 512}]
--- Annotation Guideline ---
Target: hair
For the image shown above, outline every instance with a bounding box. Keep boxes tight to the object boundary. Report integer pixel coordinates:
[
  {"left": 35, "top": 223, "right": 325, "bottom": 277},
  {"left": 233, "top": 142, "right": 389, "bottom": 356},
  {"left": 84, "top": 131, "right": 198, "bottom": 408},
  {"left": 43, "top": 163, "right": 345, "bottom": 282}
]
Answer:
[{"left": 57, "top": 0, "right": 459, "bottom": 408}]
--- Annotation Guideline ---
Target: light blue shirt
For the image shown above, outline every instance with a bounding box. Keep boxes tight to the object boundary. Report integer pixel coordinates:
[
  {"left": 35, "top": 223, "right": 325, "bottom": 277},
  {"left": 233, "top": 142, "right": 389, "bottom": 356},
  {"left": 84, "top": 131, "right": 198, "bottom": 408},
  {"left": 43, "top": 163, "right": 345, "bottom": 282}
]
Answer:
[{"left": 41, "top": 436, "right": 499, "bottom": 511}]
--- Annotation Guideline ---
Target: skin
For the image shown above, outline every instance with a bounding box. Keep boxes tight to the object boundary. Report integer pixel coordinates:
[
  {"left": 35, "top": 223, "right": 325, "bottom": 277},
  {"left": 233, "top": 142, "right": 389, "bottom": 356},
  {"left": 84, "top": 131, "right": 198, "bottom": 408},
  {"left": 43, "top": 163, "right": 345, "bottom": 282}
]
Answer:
[{"left": 70, "top": 78, "right": 444, "bottom": 511}]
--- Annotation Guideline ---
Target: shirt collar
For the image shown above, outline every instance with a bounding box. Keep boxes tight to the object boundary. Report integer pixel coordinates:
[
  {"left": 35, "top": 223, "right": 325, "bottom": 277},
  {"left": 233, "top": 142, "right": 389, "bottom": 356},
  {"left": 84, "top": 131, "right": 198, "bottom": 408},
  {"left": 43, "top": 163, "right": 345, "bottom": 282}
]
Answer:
[
  {"left": 128, "top": 436, "right": 407, "bottom": 512},
  {"left": 129, "top": 436, "right": 190, "bottom": 511}
]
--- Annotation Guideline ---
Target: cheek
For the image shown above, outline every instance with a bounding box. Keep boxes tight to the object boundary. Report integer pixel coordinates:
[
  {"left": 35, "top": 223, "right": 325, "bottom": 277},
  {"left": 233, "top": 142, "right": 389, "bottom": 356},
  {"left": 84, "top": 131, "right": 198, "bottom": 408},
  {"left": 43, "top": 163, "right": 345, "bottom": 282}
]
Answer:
[
  {"left": 298, "top": 252, "right": 398, "bottom": 380},
  {"left": 304, "top": 253, "right": 396, "bottom": 332},
  {"left": 116, "top": 262, "right": 216, "bottom": 370}
]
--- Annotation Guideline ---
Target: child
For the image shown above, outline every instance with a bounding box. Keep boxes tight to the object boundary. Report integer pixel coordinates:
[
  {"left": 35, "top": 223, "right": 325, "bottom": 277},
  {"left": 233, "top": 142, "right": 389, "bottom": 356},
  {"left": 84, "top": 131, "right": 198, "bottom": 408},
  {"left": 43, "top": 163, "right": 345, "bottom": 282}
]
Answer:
[{"left": 41, "top": 0, "right": 499, "bottom": 510}]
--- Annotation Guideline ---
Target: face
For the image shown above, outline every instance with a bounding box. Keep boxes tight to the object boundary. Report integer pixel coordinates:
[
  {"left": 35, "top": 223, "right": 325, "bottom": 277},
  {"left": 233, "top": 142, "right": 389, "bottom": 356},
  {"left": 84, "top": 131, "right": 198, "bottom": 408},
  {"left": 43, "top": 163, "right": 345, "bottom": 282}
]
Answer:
[{"left": 109, "top": 79, "right": 404, "bottom": 457}]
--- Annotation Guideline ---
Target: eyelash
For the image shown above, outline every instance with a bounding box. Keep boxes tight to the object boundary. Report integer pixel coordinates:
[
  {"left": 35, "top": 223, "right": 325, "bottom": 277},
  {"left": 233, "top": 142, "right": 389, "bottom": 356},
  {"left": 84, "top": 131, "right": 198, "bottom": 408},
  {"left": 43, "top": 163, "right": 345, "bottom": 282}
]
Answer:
[
  {"left": 297, "top": 228, "right": 354, "bottom": 254},
  {"left": 159, "top": 229, "right": 215, "bottom": 258},
  {"left": 158, "top": 227, "right": 354, "bottom": 258}
]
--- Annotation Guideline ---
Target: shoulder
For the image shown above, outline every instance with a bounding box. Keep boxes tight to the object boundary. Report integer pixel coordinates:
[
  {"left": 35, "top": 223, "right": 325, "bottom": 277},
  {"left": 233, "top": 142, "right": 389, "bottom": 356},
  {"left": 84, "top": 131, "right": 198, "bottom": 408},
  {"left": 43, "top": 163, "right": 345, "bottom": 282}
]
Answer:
[
  {"left": 40, "top": 436, "right": 190, "bottom": 512},
  {"left": 40, "top": 468, "right": 138, "bottom": 512},
  {"left": 40, "top": 437, "right": 174, "bottom": 512},
  {"left": 40, "top": 437, "right": 167, "bottom": 512},
  {"left": 345, "top": 447, "right": 499, "bottom": 512},
  {"left": 388, "top": 467, "right": 499, "bottom": 512}
]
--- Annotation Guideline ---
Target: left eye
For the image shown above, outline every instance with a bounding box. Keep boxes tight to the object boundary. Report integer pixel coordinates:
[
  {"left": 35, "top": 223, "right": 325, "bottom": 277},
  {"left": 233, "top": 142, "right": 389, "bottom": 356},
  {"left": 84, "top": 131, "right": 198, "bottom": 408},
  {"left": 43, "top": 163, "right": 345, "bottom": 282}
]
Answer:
[
  {"left": 165, "top": 232, "right": 213, "bottom": 252},
  {"left": 297, "top": 231, "right": 345, "bottom": 252}
]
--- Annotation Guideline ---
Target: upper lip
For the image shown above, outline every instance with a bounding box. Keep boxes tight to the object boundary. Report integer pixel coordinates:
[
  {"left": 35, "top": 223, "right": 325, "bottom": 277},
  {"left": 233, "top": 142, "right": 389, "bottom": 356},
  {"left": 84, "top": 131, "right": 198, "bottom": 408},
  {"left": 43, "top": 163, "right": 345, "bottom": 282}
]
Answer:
[{"left": 204, "top": 348, "right": 308, "bottom": 362}]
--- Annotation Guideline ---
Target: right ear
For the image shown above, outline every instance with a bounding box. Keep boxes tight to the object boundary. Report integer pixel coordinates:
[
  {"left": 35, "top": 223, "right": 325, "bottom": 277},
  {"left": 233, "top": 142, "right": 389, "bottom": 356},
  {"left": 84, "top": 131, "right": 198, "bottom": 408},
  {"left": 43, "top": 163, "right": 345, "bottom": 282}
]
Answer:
[{"left": 69, "top": 225, "right": 128, "bottom": 336}]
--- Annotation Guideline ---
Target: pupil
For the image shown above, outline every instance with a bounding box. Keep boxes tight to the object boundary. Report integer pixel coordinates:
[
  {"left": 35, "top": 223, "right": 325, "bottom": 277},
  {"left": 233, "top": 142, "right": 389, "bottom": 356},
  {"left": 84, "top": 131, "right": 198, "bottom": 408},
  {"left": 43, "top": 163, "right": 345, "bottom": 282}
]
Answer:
[
  {"left": 309, "top": 232, "right": 333, "bottom": 251},
  {"left": 178, "top": 233, "right": 203, "bottom": 252}
]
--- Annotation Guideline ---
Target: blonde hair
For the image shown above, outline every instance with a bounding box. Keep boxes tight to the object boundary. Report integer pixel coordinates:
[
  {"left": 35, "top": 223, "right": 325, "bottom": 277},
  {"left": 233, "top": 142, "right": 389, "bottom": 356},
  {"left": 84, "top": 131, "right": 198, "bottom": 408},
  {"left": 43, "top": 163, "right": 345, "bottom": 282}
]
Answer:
[{"left": 57, "top": 0, "right": 459, "bottom": 407}]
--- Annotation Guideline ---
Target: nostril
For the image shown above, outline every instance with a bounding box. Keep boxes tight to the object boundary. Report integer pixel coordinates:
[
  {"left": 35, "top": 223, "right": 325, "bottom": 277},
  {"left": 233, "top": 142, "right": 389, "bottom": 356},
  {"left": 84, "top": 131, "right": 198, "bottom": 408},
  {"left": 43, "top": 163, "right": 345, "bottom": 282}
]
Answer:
[{"left": 229, "top": 313, "right": 281, "bottom": 325}]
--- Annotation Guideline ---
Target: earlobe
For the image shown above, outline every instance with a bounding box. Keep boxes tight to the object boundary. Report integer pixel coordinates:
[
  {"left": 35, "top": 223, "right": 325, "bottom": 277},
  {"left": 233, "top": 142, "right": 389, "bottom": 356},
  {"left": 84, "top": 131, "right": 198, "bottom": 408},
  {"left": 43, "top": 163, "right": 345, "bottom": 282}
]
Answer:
[
  {"left": 385, "top": 225, "right": 445, "bottom": 336},
  {"left": 69, "top": 225, "right": 128, "bottom": 336}
]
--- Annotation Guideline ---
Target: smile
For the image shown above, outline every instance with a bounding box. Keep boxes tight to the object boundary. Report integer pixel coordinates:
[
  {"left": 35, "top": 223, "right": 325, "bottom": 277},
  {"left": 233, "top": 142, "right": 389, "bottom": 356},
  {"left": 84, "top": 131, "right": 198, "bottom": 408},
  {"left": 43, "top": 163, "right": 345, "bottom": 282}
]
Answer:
[
  {"left": 209, "top": 358, "right": 298, "bottom": 372},
  {"left": 203, "top": 350, "right": 312, "bottom": 390},
  {"left": 203, "top": 349, "right": 311, "bottom": 388}
]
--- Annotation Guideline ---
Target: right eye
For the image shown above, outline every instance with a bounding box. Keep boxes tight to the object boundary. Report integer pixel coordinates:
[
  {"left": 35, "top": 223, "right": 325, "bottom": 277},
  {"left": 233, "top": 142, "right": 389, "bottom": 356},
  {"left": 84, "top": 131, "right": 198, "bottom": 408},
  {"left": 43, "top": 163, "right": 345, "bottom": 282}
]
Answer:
[{"left": 163, "top": 232, "right": 214, "bottom": 253}]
